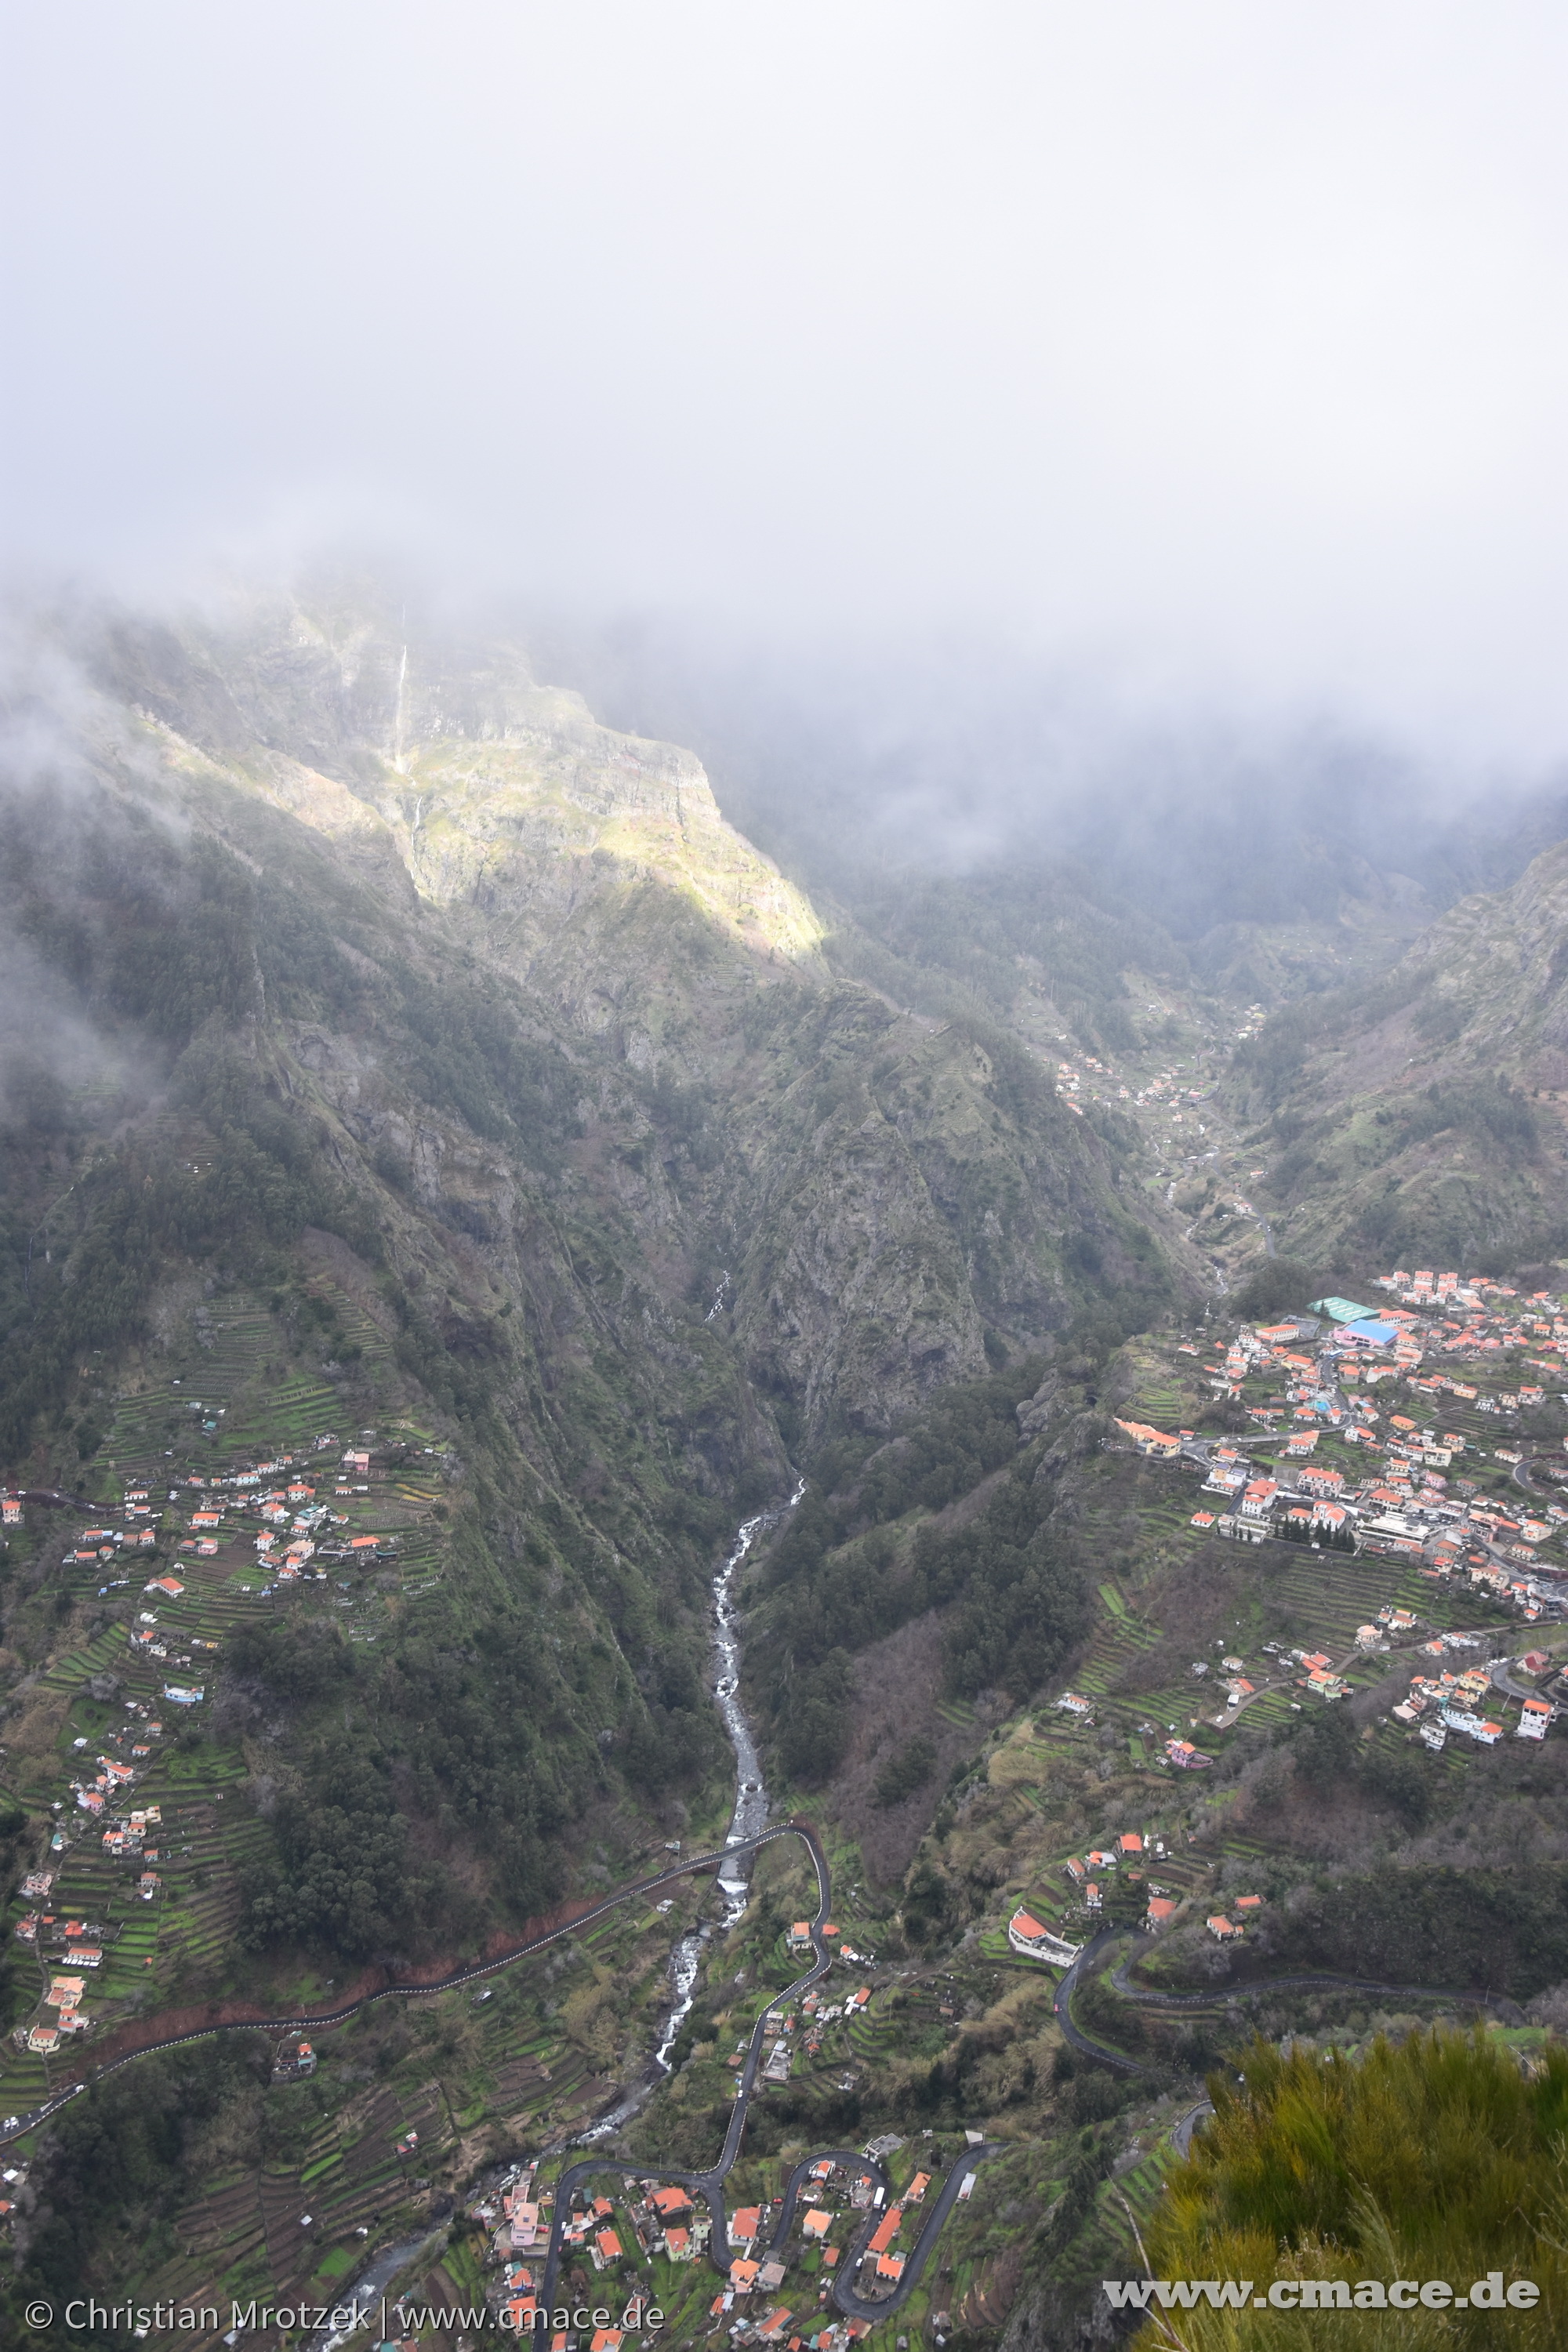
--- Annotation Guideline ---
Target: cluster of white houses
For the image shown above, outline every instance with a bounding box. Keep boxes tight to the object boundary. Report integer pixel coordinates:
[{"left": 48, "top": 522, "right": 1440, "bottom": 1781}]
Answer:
[{"left": 1115, "top": 1278, "right": 1568, "bottom": 1626}]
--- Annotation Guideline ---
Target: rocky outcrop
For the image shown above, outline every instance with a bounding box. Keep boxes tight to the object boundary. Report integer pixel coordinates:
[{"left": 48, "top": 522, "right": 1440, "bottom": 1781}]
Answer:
[
  {"left": 57, "top": 589, "right": 1191, "bottom": 1446},
  {"left": 1232, "top": 833, "right": 1568, "bottom": 1273}
]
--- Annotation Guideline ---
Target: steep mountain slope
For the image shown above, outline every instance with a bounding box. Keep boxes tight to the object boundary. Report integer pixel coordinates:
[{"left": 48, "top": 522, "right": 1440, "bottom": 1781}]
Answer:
[
  {"left": 0, "top": 588, "right": 1196, "bottom": 2002},
  {"left": 74, "top": 593, "right": 1195, "bottom": 1428},
  {"left": 13, "top": 600, "right": 1568, "bottom": 2351},
  {"left": 1230, "top": 833, "right": 1568, "bottom": 1276}
]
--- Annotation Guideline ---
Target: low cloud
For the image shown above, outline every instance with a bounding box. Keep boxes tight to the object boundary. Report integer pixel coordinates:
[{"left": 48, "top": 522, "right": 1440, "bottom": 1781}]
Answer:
[{"left": 0, "top": 3, "right": 1564, "bottom": 770}]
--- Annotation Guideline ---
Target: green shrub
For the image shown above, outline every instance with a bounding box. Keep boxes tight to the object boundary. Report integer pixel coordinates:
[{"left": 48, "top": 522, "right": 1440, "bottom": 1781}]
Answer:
[{"left": 1143, "top": 2029, "right": 1568, "bottom": 2346}]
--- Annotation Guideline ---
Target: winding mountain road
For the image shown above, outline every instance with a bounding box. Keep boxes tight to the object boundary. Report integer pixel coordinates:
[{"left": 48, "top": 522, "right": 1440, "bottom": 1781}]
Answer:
[
  {"left": 534, "top": 1819, "right": 996, "bottom": 2324},
  {"left": 1, "top": 1818, "right": 993, "bottom": 2323},
  {"left": 1048, "top": 1925, "right": 1523, "bottom": 2088}
]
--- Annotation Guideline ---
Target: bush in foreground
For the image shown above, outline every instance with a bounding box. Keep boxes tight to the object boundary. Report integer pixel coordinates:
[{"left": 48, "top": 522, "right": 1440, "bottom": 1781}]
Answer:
[{"left": 1138, "top": 2027, "right": 1568, "bottom": 2345}]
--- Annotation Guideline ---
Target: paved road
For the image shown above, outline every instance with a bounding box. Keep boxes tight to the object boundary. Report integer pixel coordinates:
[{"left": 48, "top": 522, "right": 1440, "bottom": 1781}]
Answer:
[
  {"left": 1169, "top": 2100, "right": 1214, "bottom": 2160},
  {"left": 1052, "top": 1930, "right": 1144, "bottom": 2075},
  {"left": 534, "top": 1825, "right": 995, "bottom": 2325},
  {"left": 5, "top": 1816, "right": 993, "bottom": 2325},
  {"left": 832, "top": 2141, "right": 996, "bottom": 2321},
  {"left": 1052, "top": 1932, "right": 1522, "bottom": 2071},
  {"left": 0, "top": 1822, "right": 822, "bottom": 2149}
]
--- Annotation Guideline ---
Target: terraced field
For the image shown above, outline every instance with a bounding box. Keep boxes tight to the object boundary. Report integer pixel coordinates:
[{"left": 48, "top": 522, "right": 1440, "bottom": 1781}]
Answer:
[{"left": 0, "top": 1280, "right": 458, "bottom": 2105}]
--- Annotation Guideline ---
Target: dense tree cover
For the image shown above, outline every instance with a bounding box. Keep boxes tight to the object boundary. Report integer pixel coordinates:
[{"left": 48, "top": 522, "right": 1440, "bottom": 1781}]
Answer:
[
  {"left": 0, "top": 1099, "right": 379, "bottom": 1462},
  {"left": 920, "top": 1468, "right": 1090, "bottom": 1699},
  {"left": 1261, "top": 1864, "right": 1568, "bottom": 1999},
  {"left": 855, "top": 860, "right": 1177, "bottom": 1025},
  {"left": 620, "top": 1642, "right": 728, "bottom": 1793},
  {"left": 0, "top": 1797, "right": 29, "bottom": 2032},
  {"left": 0, "top": 800, "right": 392, "bottom": 1458},
  {"left": 0, "top": 774, "right": 732, "bottom": 1971},
  {"left": 1229, "top": 1256, "right": 1328, "bottom": 1323},
  {"left": 819, "top": 858, "right": 1177, "bottom": 1054},
  {"left": 1147, "top": 2030, "right": 1568, "bottom": 2345},
  {"left": 1280, "top": 1704, "right": 1430, "bottom": 1830},
  {"left": 902, "top": 1855, "right": 964, "bottom": 1950},
  {"left": 389, "top": 962, "right": 570, "bottom": 1155},
  {"left": 227, "top": 1573, "right": 724, "bottom": 1958},
  {"left": 0, "top": 775, "right": 586, "bottom": 1464},
  {"left": 1267, "top": 1078, "right": 1542, "bottom": 1209},
  {"left": 755, "top": 1363, "right": 1090, "bottom": 1780},
  {"left": 6, "top": 808, "right": 364, "bottom": 1044},
  {"left": 230, "top": 1624, "right": 543, "bottom": 1952},
  {"left": 241, "top": 1733, "right": 448, "bottom": 1958},
  {"left": 775, "top": 1650, "right": 858, "bottom": 1786},
  {"left": 873, "top": 1735, "right": 935, "bottom": 1807},
  {"left": 1398, "top": 1075, "right": 1541, "bottom": 1156},
  {"left": 7, "top": 2035, "right": 274, "bottom": 2347},
  {"left": 1274, "top": 1512, "right": 1357, "bottom": 1553},
  {"left": 847, "top": 1368, "right": 1044, "bottom": 1523},
  {"left": 1231, "top": 949, "right": 1564, "bottom": 1272}
]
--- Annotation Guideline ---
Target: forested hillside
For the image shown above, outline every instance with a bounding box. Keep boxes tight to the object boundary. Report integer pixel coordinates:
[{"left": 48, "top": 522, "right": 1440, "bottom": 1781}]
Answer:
[
  {"left": 9, "top": 592, "right": 1568, "bottom": 2352},
  {"left": 0, "top": 587, "right": 1195, "bottom": 1996},
  {"left": 1228, "top": 836, "right": 1568, "bottom": 1276}
]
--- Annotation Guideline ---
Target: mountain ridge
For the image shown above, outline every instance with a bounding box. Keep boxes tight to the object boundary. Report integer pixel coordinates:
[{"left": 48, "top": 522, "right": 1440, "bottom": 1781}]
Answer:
[
  {"left": 0, "top": 590, "right": 1198, "bottom": 2002},
  {"left": 1232, "top": 830, "right": 1568, "bottom": 1274}
]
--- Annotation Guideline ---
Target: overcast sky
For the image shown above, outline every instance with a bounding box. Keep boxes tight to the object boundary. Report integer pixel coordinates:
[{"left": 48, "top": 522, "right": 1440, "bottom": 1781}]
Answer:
[{"left": 4, "top": 2, "right": 1566, "bottom": 762}]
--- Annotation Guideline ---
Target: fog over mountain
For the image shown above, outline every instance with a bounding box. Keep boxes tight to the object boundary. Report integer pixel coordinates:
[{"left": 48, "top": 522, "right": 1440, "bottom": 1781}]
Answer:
[
  {"left": 9, "top": 10, "right": 1568, "bottom": 2342},
  {"left": 5, "top": 2, "right": 1568, "bottom": 770}
]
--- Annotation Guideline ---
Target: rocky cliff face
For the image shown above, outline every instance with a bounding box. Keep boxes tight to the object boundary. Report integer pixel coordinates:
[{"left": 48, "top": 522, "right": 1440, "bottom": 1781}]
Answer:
[
  {"left": 1232, "top": 834, "right": 1568, "bottom": 1272},
  {"left": 64, "top": 590, "right": 1191, "bottom": 1445}
]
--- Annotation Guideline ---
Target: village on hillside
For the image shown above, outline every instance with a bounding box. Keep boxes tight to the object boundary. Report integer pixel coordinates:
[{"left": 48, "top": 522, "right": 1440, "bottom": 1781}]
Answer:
[
  {"left": 1106, "top": 1270, "right": 1568, "bottom": 1751},
  {"left": 457, "top": 2131, "right": 982, "bottom": 2352},
  {"left": 2, "top": 1425, "right": 427, "bottom": 2062},
  {"left": 0, "top": 1286, "right": 1029, "bottom": 2350},
  {"left": 5, "top": 1256, "right": 1568, "bottom": 2339},
  {"left": 1123, "top": 1270, "right": 1568, "bottom": 1606},
  {"left": 984, "top": 1268, "right": 1568, "bottom": 1977},
  {"left": 0, "top": 1284, "right": 453, "bottom": 2100}
]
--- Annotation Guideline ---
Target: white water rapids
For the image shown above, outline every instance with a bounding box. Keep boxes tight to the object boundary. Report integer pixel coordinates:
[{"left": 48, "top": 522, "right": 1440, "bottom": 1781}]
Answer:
[
  {"left": 298, "top": 1481, "right": 807, "bottom": 2345},
  {"left": 581, "top": 1480, "right": 802, "bottom": 2133}
]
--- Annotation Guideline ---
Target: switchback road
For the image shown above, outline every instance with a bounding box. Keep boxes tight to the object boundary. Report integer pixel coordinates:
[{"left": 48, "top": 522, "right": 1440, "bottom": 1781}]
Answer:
[
  {"left": 1047, "top": 1927, "right": 1521, "bottom": 2086},
  {"left": 534, "top": 1820, "right": 996, "bottom": 2325},
  {"left": 2, "top": 1819, "right": 994, "bottom": 2325}
]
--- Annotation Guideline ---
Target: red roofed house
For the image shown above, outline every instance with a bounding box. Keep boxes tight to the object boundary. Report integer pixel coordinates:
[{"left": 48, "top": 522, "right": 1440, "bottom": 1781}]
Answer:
[
  {"left": 868, "top": 2209, "right": 901, "bottom": 2256},
  {"left": 1298, "top": 1466, "right": 1345, "bottom": 1495},
  {"left": 1007, "top": 1907, "right": 1082, "bottom": 1965},
  {"left": 1115, "top": 1420, "right": 1182, "bottom": 1459}
]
